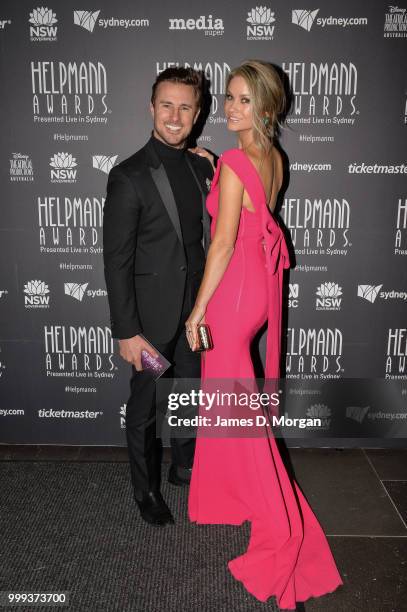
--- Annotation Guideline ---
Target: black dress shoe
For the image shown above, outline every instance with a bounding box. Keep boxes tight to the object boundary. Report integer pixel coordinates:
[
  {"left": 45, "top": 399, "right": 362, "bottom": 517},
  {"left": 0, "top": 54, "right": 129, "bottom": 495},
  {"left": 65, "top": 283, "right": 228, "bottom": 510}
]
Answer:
[
  {"left": 135, "top": 490, "right": 174, "bottom": 526},
  {"left": 168, "top": 464, "right": 192, "bottom": 487}
]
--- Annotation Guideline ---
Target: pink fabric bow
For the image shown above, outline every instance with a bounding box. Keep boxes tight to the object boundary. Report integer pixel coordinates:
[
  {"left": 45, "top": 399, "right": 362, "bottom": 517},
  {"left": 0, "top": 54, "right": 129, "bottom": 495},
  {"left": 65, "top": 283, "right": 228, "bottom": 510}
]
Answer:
[{"left": 263, "top": 214, "right": 290, "bottom": 276}]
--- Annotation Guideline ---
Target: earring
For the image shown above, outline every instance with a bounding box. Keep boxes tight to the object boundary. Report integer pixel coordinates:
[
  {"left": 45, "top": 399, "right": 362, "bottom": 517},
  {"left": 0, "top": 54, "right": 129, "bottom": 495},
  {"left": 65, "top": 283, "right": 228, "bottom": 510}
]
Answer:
[{"left": 263, "top": 116, "right": 270, "bottom": 126}]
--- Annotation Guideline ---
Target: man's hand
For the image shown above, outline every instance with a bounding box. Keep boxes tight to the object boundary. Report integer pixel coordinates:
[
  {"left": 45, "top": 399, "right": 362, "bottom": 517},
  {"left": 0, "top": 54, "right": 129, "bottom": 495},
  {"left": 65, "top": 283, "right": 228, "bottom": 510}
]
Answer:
[{"left": 118, "top": 335, "right": 158, "bottom": 371}]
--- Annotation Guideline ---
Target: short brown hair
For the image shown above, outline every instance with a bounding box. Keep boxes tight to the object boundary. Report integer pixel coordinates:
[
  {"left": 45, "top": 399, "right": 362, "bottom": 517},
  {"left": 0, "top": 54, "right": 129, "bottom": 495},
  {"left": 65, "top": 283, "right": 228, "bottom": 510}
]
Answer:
[
  {"left": 151, "top": 67, "right": 203, "bottom": 109},
  {"left": 226, "top": 60, "right": 286, "bottom": 151}
]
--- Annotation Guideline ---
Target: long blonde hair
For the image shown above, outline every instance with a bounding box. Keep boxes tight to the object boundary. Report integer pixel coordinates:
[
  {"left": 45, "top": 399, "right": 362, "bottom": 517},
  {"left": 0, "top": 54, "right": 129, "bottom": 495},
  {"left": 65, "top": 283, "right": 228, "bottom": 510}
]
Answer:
[{"left": 226, "top": 60, "right": 286, "bottom": 152}]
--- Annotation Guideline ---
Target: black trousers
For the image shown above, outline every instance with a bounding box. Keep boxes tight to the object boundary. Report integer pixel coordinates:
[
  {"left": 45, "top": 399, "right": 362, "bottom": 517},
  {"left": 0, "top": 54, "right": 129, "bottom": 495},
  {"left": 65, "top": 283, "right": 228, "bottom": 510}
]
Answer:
[{"left": 125, "top": 272, "right": 202, "bottom": 500}]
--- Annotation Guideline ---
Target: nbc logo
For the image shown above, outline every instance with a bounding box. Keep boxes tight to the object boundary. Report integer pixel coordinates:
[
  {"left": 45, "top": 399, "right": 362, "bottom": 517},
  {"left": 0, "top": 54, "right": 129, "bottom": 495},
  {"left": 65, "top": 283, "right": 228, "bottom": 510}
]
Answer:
[
  {"left": 29, "top": 6, "right": 58, "bottom": 41},
  {"left": 288, "top": 283, "right": 299, "bottom": 308},
  {"left": 24, "top": 280, "right": 50, "bottom": 308},
  {"left": 306, "top": 403, "right": 331, "bottom": 430},
  {"left": 246, "top": 6, "right": 276, "bottom": 40},
  {"left": 92, "top": 155, "right": 117, "bottom": 174},
  {"left": 73, "top": 10, "right": 100, "bottom": 32},
  {"left": 357, "top": 284, "right": 383, "bottom": 303},
  {"left": 64, "top": 283, "right": 88, "bottom": 302},
  {"left": 316, "top": 282, "right": 342, "bottom": 310},
  {"left": 346, "top": 405, "right": 370, "bottom": 423},
  {"left": 120, "top": 403, "right": 126, "bottom": 429},
  {"left": 50, "top": 153, "right": 78, "bottom": 183},
  {"left": 292, "top": 9, "right": 319, "bottom": 31}
]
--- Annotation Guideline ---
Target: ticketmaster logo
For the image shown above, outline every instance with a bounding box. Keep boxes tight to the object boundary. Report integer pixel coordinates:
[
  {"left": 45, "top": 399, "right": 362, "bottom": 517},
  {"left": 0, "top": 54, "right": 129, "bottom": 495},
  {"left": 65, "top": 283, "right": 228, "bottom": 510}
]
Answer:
[
  {"left": 64, "top": 282, "right": 88, "bottom": 301},
  {"left": 92, "top": 155, "right": 117, "bottom": 174},
  {"left": 292, "top": 9, "right": 319, "bottom": 31},
  {"left": 346, "top": 405, "right": 369, "bottom": 423},
  {"left": 74, "top": 10, "right": 100, "bottom": 32},
  {"left": 357, "top": 284, "right": 383, "bottom": 303}
]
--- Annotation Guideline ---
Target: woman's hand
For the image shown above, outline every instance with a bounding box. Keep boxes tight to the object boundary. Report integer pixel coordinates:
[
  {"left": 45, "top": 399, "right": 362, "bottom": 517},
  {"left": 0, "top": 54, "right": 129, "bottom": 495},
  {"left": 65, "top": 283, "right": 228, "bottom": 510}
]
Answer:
[
  {"left": 185, "top": 304, "right": 206, "bottom": 351},
  {"left": 188, "top": 146, "right": 215, "bottom": 172}
]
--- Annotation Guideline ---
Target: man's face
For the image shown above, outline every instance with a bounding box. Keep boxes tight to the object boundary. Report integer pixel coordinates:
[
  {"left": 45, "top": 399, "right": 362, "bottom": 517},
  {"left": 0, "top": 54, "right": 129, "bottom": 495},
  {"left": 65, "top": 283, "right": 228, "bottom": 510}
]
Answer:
[{"left": 150, "top": 81, "right": 200, "bottom": 149}]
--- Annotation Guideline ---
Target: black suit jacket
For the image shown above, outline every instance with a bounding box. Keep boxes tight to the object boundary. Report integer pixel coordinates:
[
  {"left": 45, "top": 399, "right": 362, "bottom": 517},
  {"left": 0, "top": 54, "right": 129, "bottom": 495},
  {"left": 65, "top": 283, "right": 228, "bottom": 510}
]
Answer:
[{"left": 103, "top": 137, "right": 213, "bottom": 343}]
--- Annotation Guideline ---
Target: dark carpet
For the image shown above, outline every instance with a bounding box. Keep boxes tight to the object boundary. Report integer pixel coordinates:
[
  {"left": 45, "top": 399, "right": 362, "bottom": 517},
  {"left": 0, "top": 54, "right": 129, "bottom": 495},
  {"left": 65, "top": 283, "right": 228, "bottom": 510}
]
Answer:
[{"left": 0, "top": 462, "right": 289, "bottom": 612}]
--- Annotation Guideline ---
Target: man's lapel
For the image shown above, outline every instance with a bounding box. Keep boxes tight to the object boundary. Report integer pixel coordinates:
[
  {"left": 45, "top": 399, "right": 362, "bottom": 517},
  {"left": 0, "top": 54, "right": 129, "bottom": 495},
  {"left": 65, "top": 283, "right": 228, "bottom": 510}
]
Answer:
[{"left": 144, "top": 137, "right": 183, "bottom": 245}]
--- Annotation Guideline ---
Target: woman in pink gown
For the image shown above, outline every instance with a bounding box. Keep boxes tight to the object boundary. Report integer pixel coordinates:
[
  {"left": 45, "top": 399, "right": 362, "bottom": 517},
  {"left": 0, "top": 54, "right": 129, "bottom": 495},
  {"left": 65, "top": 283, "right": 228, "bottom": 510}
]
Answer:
[{"left": 185, "top": 60, "right": 343, "bottom": 610}]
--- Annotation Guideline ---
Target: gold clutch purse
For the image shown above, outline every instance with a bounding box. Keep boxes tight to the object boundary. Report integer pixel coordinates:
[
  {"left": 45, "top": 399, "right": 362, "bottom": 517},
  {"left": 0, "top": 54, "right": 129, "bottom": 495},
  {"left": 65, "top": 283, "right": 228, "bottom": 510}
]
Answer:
[{"left": 196, "top": 324, "right": 214, "bottom": 352}]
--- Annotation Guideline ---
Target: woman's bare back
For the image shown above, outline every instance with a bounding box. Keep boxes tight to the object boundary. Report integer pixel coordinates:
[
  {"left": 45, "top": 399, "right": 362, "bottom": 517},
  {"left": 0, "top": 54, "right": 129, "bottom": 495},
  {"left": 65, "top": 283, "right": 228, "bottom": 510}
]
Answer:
[{"left": 242, "top": 146, "right": 283, "bottom": 213}]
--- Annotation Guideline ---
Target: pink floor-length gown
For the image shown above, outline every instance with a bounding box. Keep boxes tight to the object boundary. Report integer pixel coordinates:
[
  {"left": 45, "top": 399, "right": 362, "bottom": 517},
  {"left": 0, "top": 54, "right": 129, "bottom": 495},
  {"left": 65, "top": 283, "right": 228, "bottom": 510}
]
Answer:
[{"left": 188, "top": 149, "right": 343, "bottom": 610}]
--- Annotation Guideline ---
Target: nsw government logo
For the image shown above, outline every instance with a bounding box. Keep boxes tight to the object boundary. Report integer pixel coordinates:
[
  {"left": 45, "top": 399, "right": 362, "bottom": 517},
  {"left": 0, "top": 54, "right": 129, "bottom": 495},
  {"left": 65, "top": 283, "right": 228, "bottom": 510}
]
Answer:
[
  {"left": 50, "top": 153, "right": 77, "bottom": 183},
  {"left": 246, "top": 6, "right": 276, "bottom": 40},
  {"left": 92, "top": 155, "right": 117, "bottom": 174},
  {"left": 24, "top": 280, "right": 50, "bottom": 309},
  {"left": 169, "top": 15, "right": 224, "bottom": 36},
  {"left": 306, "top": 404, "right": 331, "bottom": 430},
  {"left": 29, "top": 7, "right": 58, "bottom": 41},
  {"left": 316, "top": 282, "right": 342, "bottom": 310},
  {"left": 10, "top": 153, "right": 34, "bottom": 182}
]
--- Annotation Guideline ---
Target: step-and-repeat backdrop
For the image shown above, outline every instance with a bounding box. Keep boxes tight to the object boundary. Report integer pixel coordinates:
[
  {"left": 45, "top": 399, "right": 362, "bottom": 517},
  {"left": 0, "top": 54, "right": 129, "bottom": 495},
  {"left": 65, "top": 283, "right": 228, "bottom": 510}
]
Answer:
[{"left": 0, "top": 1, "right": 406, "bottom": 446}]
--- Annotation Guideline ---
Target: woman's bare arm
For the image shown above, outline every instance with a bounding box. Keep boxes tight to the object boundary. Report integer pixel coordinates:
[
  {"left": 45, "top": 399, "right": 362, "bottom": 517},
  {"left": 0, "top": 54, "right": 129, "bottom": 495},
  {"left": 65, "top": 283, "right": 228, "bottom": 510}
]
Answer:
[{"left": 185, "top": 163, "right": 243, "bottom": 349}]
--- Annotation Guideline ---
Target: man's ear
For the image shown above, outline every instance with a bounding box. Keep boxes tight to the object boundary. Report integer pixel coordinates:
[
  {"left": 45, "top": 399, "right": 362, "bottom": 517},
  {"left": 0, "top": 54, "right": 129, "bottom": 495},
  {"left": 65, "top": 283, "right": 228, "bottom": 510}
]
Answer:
[{"left": 150, "top": 101, "right": 155, "bottom": 119}]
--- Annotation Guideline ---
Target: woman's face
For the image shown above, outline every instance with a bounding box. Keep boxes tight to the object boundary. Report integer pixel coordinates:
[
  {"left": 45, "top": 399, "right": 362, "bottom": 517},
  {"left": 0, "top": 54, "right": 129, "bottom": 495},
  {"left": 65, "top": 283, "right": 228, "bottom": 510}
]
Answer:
[{"left": 224, "top": 76, "right": 254, "bottom": 134}]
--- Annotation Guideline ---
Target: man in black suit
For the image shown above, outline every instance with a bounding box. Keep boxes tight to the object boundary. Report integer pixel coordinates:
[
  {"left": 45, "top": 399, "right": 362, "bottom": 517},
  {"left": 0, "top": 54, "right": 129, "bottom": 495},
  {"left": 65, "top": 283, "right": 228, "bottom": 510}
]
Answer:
[{"left": 103, "top": 68, "right": 213, "bottom": 526}]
